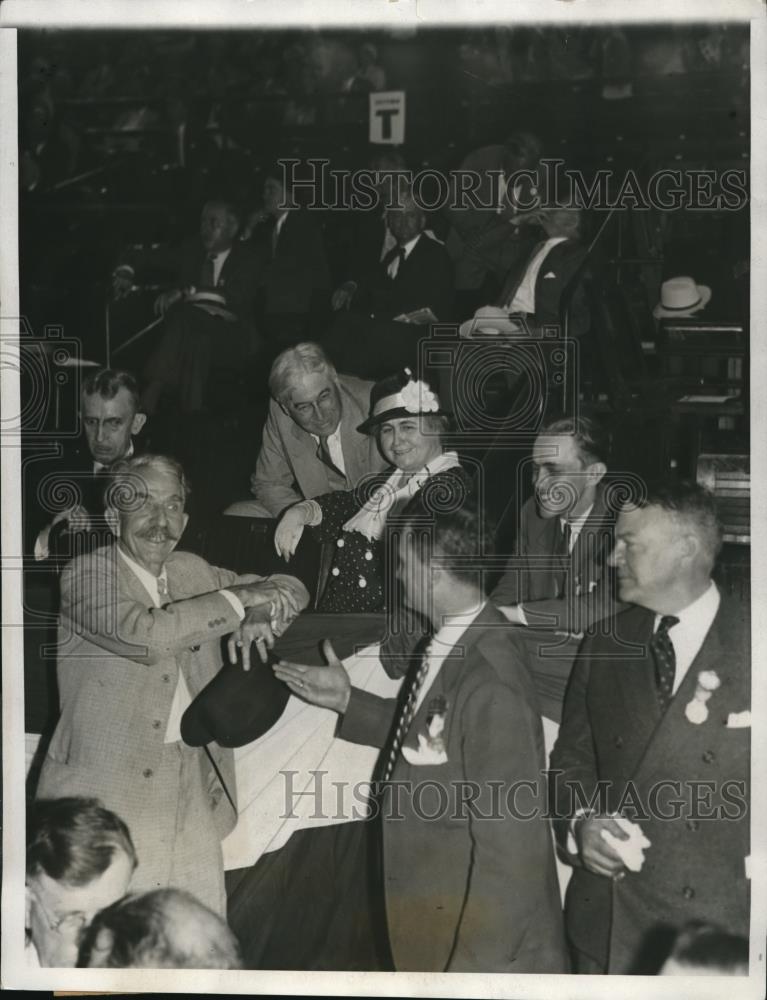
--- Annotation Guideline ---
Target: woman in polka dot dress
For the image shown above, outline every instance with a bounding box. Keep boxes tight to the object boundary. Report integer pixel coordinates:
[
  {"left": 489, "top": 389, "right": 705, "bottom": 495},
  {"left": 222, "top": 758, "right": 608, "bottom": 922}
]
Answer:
[{"left": 274, "top": 369, "right": 472, "bottom": 613}]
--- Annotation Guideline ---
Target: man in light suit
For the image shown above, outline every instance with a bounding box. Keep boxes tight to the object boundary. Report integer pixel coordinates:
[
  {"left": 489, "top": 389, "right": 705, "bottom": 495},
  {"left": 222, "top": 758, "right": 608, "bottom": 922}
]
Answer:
[
  {"left": 550, "top": 480, "right": 750, "bottom": 974},
  {"left": 36, "top": 454, "right": 309, "bottom": 917},
  {"left": 492, "top": 415, "right": 619, "bottom": 724},
  {"left": 275, "top": 500, "right": 568, "bottom": 972},
  {"left": 228, "top": 343, "right": 385, "bottom": 519}
]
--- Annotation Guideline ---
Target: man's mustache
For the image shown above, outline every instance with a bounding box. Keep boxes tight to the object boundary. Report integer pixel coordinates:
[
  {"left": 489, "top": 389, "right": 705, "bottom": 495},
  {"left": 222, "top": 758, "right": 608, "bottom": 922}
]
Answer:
[{"left": 139, "top": 528, "right": 179, "bottom": 541}]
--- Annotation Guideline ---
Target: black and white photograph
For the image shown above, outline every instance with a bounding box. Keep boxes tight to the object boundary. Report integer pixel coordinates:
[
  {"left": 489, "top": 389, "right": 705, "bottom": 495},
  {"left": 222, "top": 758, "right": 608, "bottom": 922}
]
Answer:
[{"left": 1, "top": 0, "right": 765, "bottom": 994}]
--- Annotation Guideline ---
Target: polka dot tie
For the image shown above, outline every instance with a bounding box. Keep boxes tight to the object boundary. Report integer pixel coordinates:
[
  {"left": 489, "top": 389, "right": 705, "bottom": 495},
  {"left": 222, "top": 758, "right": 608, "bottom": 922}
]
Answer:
[
  {"left": 380, "top": 642, "right": 434, "bottom": 782},
  {"left": 651, "top": 615, "right": 679, "bottom": 711}
]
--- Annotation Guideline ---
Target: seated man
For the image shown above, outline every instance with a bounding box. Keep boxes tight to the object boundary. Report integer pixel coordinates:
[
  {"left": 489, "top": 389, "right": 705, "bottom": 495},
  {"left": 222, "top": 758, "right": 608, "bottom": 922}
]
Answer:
[
  {"left": 77, "top": 888, "right": 242, "bottom": 969},
  {"left": 325, "top": 186, "right": 454, "bottom": 379},
  {"left": 31, "top": 368, "right": 146, "bottom": 563},
  {"left": 36, "top": 454, "right": 309, "bottom": 917},
  {"left": 112, "top": 199, "right": 260, "bottom": 414},
  {"left": 445, "top": 130, "right": 543, "bottom": 317},
  {"left": 227, "top": 342, "right": 386, "bottom": 519},
  {"left": 491, "top": 415, "right": 619, "bottom": 728},
  {"left": 26, "top": 797, "right": 137, "bottom": 967},
  {"left": 246, "top": 164, "right": 331, "bottom": 353},
  {"left": 459, "top": 207, "right": 589, "bottom": 339}
]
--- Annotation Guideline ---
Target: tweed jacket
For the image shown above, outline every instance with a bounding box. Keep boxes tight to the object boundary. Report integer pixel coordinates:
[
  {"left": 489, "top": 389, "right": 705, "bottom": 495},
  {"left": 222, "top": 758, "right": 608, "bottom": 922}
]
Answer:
[
  {"left": 550, "top": 595, "right": 750, "bottom": 973},
  {"left": 340, "top": 604, "right": 569, "bottom": 973},
  {"left": 37, "top": 544, "right": 308, "bottom": 881},
  {"left": 249, "top": 375, "right": 386, "bottom": 518}
]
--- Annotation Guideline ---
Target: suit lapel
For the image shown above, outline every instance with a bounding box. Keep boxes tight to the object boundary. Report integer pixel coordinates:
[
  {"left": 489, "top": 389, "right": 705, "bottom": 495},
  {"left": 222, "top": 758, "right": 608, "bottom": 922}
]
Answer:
[{"left": 632, "top": 600, "right": 738, "bottom": 780}]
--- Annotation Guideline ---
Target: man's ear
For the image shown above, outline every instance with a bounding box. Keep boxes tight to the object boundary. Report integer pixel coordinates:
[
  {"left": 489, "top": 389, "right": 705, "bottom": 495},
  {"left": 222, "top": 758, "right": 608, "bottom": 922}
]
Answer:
[
  {"left": 86, "top": 926, "right": 115, "bottom": 967},
  {"left": 587, "top": 461, "right": 607, "bottom": 485},
  {"left": 181, "top": 512, "right": 190, "bottom": 535},
  {"left": 105, "top": 507, "right": 120, "bottom": 537},
  {"left": 130, "top": 412, "right": 147, "bottom": 436}
]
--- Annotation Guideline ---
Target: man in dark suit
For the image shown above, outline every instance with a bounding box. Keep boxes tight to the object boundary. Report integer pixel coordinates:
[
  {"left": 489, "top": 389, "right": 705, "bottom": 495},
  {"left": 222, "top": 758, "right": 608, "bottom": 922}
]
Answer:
[
  {"left": 492, "top": 416, "right": 618, "bottom": 727},
  {"left": 113, "top": 200, "right": 260, "bottom": 414},
  {"left": 31, "top": 368, "right": 146, "bottom": 564},
  {"left": 325, "top": 187, "right": 454, "bottom": 379},
  {"left": 226, "top": 343, "right": 386, "bottom": 518},
  {"left": 275, "top": 500, "right": 568, "bottom": 973},
  {"left": 247, "top": 167, "right": 331, "bottom": 354},
  {"left": 445, "top": 131, "right": 543, "bottom": 316},
  {"left": 550, "top": 480, "right": 750, "bottom": 974},
  {"left": 459, "top": 208, "right": 589, "bottom": 340}
]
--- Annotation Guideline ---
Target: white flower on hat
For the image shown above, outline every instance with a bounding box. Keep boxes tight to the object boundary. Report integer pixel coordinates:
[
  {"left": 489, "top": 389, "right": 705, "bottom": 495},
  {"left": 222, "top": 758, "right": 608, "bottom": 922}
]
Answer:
[{"left": 400, "top": 372, "right": 439, "bottom": 414}]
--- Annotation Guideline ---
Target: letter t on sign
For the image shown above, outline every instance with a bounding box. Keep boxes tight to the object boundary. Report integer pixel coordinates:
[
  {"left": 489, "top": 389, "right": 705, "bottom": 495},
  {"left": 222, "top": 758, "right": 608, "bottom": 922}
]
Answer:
[{"left": 369, "top": 91, "right": 406, "bottom": 145}]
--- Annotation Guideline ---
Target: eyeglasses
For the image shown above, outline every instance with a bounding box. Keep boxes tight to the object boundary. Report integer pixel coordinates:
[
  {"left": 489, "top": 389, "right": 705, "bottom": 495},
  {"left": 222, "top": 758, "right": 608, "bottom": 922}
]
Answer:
[{"left": 30, "top": 889, "right": 89, "bottom": 935}]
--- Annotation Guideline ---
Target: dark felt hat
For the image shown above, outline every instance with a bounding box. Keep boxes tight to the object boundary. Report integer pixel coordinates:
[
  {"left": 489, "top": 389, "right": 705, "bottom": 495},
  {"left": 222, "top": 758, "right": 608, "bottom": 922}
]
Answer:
[
  {"left": 357, "top": 369, "right": 450, "bottom": 435},
  {"left": 180, "top": 651, "right": 290, "bottom": 749}
]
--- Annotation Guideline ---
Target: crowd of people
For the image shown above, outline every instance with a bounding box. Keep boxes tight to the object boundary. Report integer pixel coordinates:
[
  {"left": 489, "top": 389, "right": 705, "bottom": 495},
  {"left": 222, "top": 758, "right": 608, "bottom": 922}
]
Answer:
[
  {"left": 15, "top": 26, "right": 751, "bottom": 984},
  {"left": 22, "top": 344, "right": 750, "bottom": 975}
]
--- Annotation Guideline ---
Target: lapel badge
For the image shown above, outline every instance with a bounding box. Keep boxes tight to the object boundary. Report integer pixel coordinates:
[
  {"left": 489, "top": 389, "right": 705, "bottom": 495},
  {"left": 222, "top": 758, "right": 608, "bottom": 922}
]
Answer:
[{"left": 684, "top": 669, "right": 721, "bottom": 724}]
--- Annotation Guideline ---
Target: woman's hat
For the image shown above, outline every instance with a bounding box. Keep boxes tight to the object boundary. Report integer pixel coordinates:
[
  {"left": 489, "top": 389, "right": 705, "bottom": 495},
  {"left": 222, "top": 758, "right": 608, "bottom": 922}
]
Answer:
[
  {"left": 653, "top": 276, "right": 712, "bottom": 319},
  {"left": 357, "top": 369, "right": 450, "bottom": 434}
]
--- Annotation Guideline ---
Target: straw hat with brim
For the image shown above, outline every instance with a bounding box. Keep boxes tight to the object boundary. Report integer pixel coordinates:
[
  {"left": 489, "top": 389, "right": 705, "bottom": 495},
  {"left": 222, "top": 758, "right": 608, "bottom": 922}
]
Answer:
[
  {"left": 180, "top": 654, "right": 290, "bottom": 749},
  {"left": 357, "top": 370, "right": 451, "bottom": 435},
  {"left": 459, "top": 306, "right": 528, "bottom": 339},
  {"left": 653, "top": 276, "right": 712, "bottom": 319}
]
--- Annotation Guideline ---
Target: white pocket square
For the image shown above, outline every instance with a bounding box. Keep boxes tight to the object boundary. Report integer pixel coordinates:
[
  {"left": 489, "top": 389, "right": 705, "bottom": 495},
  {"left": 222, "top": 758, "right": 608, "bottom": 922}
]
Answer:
[
  {"left": 726, "top": 710, "right": 751, "bottom": 729},
  {"left": 401, "top": 734, "right": 448, "bottom": 766},
  {"left": 543, "top": 271, "right": 557, "bottom": 279}
]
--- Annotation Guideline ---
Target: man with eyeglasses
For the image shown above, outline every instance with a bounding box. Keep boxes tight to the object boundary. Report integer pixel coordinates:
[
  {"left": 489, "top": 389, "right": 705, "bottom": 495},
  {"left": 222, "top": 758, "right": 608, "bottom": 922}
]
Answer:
[
  {"left": 26, "top": 798, "right": 137, "bottom": 967},
  {"left": 227, "top": 343, "right": 385, "bottom": 519}
]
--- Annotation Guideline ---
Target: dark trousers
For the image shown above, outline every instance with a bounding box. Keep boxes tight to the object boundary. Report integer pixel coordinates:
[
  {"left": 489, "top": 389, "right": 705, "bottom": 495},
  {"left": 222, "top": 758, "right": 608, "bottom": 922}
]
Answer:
[{"left": 225, "top": 821, "right": 390, "bottom": 971}]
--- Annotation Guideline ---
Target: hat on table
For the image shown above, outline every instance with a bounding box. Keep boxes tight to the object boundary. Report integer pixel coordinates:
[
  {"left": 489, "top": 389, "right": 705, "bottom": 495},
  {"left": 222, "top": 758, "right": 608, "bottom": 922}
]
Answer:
[{"left": 653, "top": 276, "right": 712, "bottom": 319}]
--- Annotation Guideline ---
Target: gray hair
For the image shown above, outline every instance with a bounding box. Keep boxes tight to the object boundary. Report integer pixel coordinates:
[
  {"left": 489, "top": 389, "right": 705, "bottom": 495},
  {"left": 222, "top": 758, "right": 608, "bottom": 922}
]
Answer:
[
  {"left": 107, "top": 454, "right": 189, "bottom": 511},
  {"left": 269, "top": 342, "right": 338, "bottom": 406}
]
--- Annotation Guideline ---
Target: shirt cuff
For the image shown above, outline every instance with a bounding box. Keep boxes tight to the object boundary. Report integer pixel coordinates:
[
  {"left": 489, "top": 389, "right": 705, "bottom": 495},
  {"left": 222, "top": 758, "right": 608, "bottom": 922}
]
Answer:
[
  {"left": 566, "top": 807, "right": 595, "bottom": 855},
  {"left": 219, "top": 589, "right": 246, "bottom": 620},
  {"left": 34, "top": 527, "right": 51, "bottom": 562},
  {"left": 300, "top": 500, "right": 323, "bottom": 526}
]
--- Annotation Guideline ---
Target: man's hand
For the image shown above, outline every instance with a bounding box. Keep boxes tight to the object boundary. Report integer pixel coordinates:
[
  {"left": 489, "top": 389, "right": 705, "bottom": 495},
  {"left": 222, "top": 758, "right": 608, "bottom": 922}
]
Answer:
[
  {"left": 153, "top": 289, "right": 183, "bottom": 317},
  {"left": 274, "top": 505, "right": 309, "bottom": 561},
  {"left": 574, "top": 815, "right": 630, "bottom": 878},
  {"left": 273, "top": 640, "right": 351, "bottom": 713},
  {"left": 227, "top": 608, "right": 275, "bottom": 671},
  {"left": 228, "top": 580, "right": 301, "bottom": 624},
  {"left": 331, "top": 282, "right": 356, "bottom": 311}
]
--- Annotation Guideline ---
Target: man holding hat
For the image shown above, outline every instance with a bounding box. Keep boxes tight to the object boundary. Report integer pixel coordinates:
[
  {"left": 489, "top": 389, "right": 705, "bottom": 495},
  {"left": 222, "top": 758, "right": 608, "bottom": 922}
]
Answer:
[{"left": 37, "top": 453, "right": 309, "bottom": 917}]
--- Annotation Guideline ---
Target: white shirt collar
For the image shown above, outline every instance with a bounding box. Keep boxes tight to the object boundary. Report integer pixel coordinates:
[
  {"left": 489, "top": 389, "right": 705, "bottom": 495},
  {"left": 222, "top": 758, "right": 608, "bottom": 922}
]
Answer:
[
  {"left": 433, "top": 599, "right": 487, "bottom": 645},
  {"left": 116, "top": 545, "right": 168, "bottom": 607},
  {"left": 400, "top": 233, "right": 422, "bottom": 259},
  {"left": 93, "top": 441, "right": 134, "bottom": 473},
  {"left": 654, "top": 581, "right": 721, "bottom": 694},
  {"left": 655, "top": 580, "right": 720, "bottom": 633},
  {"left": 310, "top": 421, "right": 342, "bottom": 444}
]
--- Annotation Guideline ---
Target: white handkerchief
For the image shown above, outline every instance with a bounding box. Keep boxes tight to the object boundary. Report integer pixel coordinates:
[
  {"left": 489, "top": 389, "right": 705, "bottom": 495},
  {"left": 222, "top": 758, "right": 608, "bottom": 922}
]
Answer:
[
  {"left": 543, "top": 271, "right": 557, "bottom": 279},
  {"left": 601, "top": 815, "right": 652, "bottom": 873},
  {"left": 402, "top": 733, "right": 448, "bottom": 766},
  {"left": 726, "top": 710, "right": 751, "bottom": 729}
]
